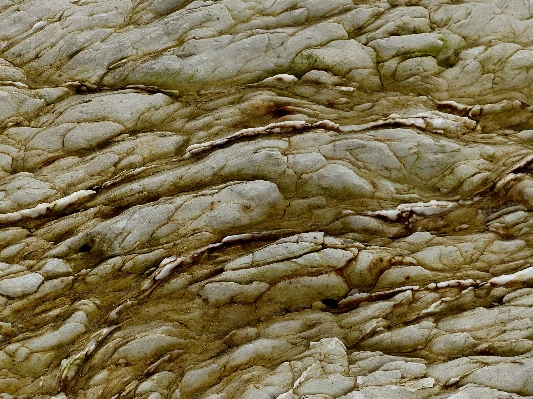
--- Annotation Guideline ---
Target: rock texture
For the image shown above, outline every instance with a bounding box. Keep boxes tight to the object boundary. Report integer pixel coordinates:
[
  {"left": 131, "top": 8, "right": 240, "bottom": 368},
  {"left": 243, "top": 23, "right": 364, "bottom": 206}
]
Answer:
[{"left": 2, "top": 0, "right": 533, "bottom": 398}]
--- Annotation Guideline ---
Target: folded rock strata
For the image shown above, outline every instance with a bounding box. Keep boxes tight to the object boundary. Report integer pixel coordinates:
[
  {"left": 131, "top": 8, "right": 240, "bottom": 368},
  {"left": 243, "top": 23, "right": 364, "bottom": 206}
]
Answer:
[{"left": 2, "top": 0, "right": 533, "bottom": 398}]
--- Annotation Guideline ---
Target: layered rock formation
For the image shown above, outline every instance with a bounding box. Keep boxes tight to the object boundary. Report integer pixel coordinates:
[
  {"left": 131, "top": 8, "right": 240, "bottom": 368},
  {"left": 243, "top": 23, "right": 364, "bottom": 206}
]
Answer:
[{"left": 2, "top": 0, "right": 533, "bottom": 397}]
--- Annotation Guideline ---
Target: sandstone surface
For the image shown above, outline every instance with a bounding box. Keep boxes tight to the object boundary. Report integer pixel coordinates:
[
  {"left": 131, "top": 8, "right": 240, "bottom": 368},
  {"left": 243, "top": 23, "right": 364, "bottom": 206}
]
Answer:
[{"left": 2, "top": 0, "right": 533, "bottom": 398}]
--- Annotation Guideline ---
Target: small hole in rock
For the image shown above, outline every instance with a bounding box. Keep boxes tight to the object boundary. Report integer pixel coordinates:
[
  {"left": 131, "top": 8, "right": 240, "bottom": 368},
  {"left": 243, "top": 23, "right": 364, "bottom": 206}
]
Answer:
[
  {"left": 321, "top": 298, "right": 339, "bottom": 309},
  {"left": 79, "top": 244, "right": 92, "bottom": 252}
]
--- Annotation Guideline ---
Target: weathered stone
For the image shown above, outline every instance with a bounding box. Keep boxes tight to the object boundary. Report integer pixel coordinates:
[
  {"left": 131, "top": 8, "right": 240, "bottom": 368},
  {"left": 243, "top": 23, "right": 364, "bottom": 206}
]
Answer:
[
  {"left": 2, "top": 0, "right": 533, "bottom": 397},
  {"left": 0, "top": 272, "right": 43, "bottom": 298}
]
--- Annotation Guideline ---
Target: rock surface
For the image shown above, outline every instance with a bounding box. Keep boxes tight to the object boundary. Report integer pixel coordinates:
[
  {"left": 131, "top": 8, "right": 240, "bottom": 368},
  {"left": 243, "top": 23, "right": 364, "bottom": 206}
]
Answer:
[{"left": 2, "top": 0, "right": 533, "bottom": 398}]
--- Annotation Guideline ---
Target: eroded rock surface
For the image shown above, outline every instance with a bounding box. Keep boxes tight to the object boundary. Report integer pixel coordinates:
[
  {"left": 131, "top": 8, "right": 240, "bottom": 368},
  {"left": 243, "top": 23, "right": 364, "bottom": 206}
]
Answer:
[{"left": 2, "top": 0, "right": 533, "bottom": 398}]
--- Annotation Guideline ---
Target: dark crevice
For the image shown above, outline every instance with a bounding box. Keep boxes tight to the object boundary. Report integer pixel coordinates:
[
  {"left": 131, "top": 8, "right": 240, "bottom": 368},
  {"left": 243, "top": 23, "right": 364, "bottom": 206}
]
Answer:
[
  {"left": 79, "top": 243, "right": 92, "bottom": 252},
  {"left": 321, "top": 298, "right": 339, "bottom": 309}
]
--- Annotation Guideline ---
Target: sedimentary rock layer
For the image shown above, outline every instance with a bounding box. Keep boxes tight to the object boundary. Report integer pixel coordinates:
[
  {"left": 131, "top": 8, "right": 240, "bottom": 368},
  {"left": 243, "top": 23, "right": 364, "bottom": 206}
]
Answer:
[{"left": 2, "top": 0, "right": 533, "bottom": 398}]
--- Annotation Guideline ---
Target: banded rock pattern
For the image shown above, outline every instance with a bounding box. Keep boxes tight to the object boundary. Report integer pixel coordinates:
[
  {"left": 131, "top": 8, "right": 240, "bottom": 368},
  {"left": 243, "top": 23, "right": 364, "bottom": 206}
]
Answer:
[{"left": 2, "top": 0, "right": 533, "bottom": 398}]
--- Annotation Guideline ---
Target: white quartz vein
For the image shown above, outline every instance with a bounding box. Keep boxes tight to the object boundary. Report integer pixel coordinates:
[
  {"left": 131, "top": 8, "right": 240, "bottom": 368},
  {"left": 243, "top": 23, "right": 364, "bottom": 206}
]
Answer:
[{"left": 0, "top": 190, "right": 96, "bottom": 223}]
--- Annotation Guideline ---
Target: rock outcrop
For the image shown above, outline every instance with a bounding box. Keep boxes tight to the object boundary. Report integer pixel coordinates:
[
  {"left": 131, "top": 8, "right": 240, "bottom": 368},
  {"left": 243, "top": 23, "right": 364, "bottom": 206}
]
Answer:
[{"left": 2, "top": 1, "right": 533, "bottom": 398}]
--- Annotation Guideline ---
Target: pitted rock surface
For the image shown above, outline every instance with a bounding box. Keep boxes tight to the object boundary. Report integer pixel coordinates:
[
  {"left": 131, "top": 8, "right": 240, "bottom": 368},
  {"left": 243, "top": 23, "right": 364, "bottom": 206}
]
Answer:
[{"left": 2, "top": 1, "right": 533, "bottom": 398}]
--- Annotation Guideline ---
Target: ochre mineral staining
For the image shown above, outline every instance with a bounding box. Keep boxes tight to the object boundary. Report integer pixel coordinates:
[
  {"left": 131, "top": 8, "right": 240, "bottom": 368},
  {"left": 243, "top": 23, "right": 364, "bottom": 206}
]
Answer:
[{"left": 2, "top": 1, "right": 533, "bottom": 398}]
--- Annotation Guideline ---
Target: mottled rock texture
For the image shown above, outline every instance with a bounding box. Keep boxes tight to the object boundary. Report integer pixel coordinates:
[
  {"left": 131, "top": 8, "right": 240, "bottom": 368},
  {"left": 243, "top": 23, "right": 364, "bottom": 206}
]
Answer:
[{"left": 2, "top": 0, "right": 533, "bottom": 398}]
